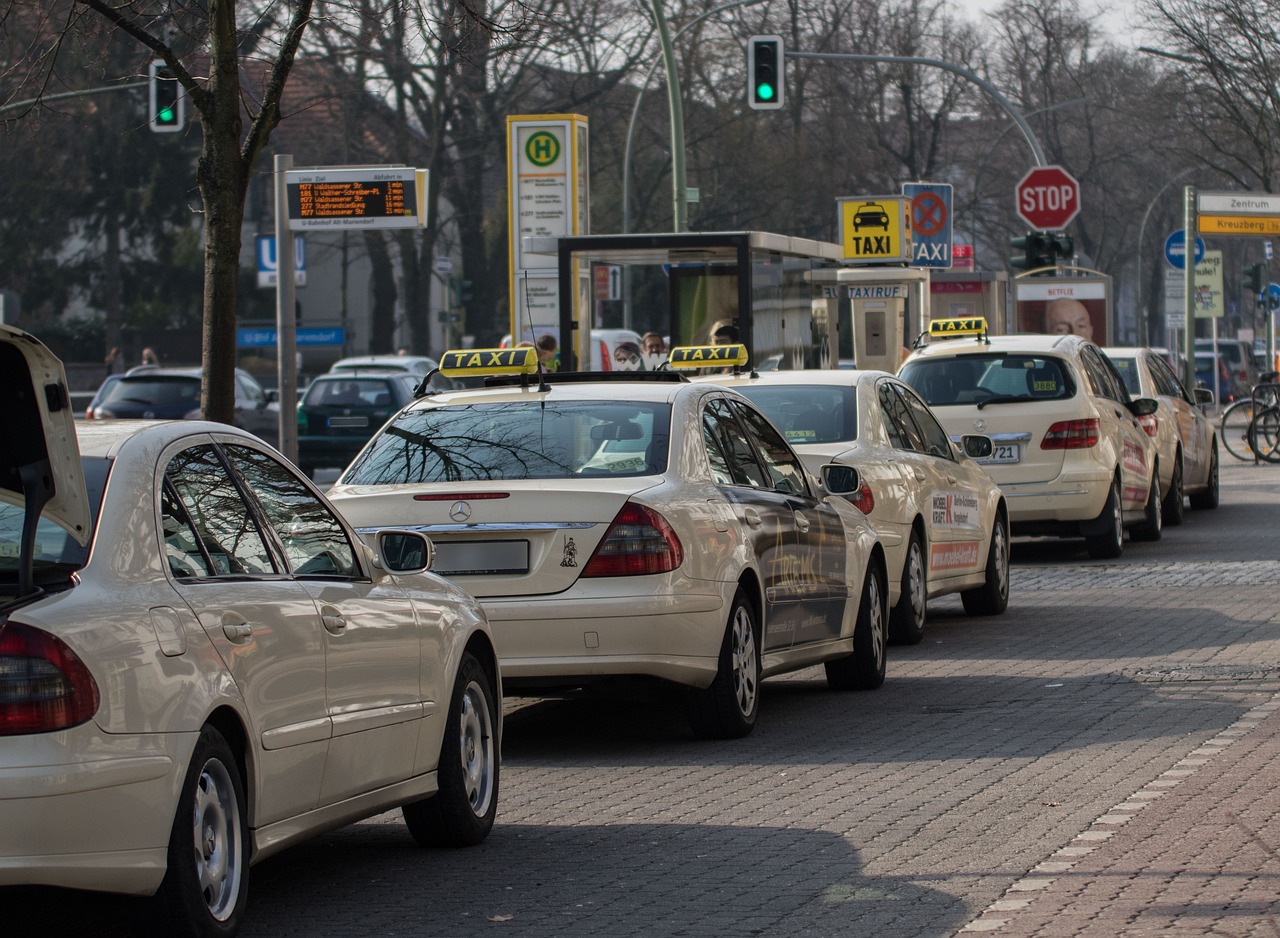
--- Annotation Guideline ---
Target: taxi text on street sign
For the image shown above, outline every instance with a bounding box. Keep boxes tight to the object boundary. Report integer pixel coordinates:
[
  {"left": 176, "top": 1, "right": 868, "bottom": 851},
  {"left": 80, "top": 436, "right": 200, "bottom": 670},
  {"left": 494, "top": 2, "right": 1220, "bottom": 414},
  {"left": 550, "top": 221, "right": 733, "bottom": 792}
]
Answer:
[
  {"left": 1197, "top": 191, "right": 1280, "bottom": 237},
  {"left": 903, "top": 182, "right": 953, "bottom": 268},
  {"left": 836, "top": 196, "right": 912, "bottom": 264}
]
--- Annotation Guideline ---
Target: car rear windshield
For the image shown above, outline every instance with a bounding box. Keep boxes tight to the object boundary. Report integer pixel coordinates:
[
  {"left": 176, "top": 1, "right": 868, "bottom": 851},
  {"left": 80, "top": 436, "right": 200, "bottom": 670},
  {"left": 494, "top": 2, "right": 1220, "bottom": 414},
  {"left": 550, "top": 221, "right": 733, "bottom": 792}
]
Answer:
[
  {"left": 342, "top": 401, "right": 672, "bottom": 484},
  {"left": 733, "top": 385, "right": 858, "bottom": 444},
  {"left": 0, "top": 457, "right": 110, "bottom": 589},
  {"left": 899, "top": 354, "right": 1074, "bottom": 406},
  {"left": 101, "top": 375, "right": 201, "bottom": 407},
  {"left": 304, "top": 378, "right": 403, "bottom": 408}
]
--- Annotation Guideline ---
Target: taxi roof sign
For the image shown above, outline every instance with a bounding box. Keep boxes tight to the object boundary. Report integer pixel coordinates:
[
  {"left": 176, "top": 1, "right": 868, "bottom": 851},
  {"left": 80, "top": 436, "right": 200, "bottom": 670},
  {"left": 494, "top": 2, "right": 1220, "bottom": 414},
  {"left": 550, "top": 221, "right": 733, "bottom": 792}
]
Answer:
[
  {"left": 666, "top": 344, "right": 749, "bottom": 369},
  {"left": 439, "top": 347, "right": 539, "bottom": 377},
  {"left": 928, "top": 317, "right": 988, "bottom": 339}
]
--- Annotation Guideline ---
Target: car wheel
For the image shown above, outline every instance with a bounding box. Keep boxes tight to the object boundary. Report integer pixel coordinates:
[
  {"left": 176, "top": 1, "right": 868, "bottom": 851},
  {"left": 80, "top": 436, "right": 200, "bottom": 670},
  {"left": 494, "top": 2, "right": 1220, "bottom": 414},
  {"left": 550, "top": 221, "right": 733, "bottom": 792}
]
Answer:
[
  {"left": 148, "top": 725, "right": 248, "bottom": 938},
  {"left": 825, "top": 559, "right": 887, "bottom": 691},
  {"left": 1084, "top": 476, "right": 1124, "bottom": 560},
  {"left": 1131, "top": 472, "right": 1163, "bottom": 542},
  {"left": 403, "top": 651, "right": 499, "bottom": 847},
  {"left": 961, "top": 513, "right": 1009, "bottom": 616},
  {"left": 1189, "top": 444, "right": 1220, "bottom": 510},
  {"left": 687, "top": 588, "right": 760, "bottom": 739},
  {"left": 1162, "top": 453, "right": 1185, "bottom": 527},
  {"left": 889, "top": 531, "right": 926, "bottom": 645}
]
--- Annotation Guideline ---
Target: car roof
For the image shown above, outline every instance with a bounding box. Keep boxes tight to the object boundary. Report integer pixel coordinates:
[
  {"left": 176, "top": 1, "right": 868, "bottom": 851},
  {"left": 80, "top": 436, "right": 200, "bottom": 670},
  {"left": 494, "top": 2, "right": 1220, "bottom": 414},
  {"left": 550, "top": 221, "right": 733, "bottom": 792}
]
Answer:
[
  {"left": 907, "top": 333, "right": 1081, "bottom": 360},
  {"left": 404, "top": 374, "right": 697, "bottom": 411}
]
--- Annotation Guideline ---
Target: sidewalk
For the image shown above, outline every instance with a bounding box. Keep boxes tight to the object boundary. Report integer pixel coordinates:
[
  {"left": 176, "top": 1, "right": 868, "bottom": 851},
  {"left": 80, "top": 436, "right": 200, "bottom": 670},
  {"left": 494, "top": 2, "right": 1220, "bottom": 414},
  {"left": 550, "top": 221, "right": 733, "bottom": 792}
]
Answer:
[{"left": 960, "top": 693, "right": 1280, "bottom": 936}]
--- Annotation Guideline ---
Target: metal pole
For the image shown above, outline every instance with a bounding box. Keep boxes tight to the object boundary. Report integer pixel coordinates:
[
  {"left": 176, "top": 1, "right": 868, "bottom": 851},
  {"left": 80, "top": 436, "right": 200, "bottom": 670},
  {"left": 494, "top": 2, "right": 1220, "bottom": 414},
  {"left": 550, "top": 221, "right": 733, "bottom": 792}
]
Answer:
[
  {"left": 275, "top": 154, "right": 298, "bottom": 463},
  {"left": 648, "top": 0, "right": 687, "bottom": 232},
  {"left": 1183, "top": 186, "right": 1197, "bottom": 393},
  {"left": 0, "top": 81, "right": 148, "bottom": 117}
]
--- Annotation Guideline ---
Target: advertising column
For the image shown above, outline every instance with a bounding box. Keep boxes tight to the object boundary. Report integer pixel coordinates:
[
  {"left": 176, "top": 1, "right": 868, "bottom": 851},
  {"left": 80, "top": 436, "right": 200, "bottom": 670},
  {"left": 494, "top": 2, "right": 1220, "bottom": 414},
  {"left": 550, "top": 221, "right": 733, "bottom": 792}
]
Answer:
[{"left": 507, "top": 115, "right": 589, "bottom": 364}]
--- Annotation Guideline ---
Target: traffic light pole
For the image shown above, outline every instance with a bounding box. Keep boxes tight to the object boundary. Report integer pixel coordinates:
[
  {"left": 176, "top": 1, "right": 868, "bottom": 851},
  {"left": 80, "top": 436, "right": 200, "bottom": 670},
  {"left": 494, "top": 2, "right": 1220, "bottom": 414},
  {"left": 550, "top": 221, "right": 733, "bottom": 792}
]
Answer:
[{"left": 647, "top": 0, "right": 687, "bottom": 233}]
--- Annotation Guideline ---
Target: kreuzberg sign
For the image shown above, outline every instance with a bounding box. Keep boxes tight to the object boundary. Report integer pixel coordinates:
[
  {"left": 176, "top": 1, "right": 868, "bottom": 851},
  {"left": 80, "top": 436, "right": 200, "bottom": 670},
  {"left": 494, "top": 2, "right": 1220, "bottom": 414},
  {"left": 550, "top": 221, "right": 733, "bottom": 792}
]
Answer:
[
  {"left": 1197, "top": 191, "right": 1280, "bottom": 237},
  {"left": 837, "top": 196, "right": 913, "bottom": 264}
]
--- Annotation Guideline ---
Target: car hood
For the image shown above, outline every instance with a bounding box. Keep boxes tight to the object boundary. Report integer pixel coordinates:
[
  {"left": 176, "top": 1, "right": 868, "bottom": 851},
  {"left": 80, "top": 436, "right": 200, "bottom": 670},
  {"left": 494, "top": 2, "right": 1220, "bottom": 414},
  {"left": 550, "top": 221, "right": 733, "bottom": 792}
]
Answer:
[{"left": 0, "top": 324, "right": 91, "bottom": 548}]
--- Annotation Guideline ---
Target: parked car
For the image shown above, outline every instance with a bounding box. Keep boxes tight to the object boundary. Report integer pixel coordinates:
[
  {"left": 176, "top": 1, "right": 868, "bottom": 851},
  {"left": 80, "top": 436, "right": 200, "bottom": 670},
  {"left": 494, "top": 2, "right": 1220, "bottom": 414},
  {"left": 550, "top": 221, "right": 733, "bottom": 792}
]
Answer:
[
  {"left": 1195, "top": 338, "right": 1261, "bottom": 402},
  {"left": 899, "top": 319, "right": 1160, "bottom": 559},
  {"left": 86, "top": 366, "right": 282, "bottom": 447},
  {"left": 0, "top": 324, "right": 500, "bottom": 937},
  {"left": 329, "top": 354, "right": 439, "bottom": 377},
  {"left": 297, "top": 371, "right": 421, "bottom": 477},
  {"left": 325, "top": 344, "right": 889, "bottom": 739},
  {"left": 1105, "top": 346, "right": 1220, "bottom": 523},
  {"left": 698, "top": 366, "right": 1010, "bottom": 645}
]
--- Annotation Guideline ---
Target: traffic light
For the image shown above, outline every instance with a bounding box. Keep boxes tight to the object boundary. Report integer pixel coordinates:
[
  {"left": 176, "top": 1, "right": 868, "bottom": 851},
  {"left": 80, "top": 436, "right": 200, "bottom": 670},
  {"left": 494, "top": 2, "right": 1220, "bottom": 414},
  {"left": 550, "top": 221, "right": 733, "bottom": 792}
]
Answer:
[
  {"left": 1010, "top": 232, "right": 1052, "bottom": 273},
  {"left": 1047, "top": 232, "right": 1074, "bottom": 261},
  {"left": 1244, "top": 263, "right": 1266, "bottom": 302},
  {"left": 149, "top": 59, "right": 185, "bottom": 133},
  {"left": 747, "top": 35, "right": 784, "bottom": 110}
]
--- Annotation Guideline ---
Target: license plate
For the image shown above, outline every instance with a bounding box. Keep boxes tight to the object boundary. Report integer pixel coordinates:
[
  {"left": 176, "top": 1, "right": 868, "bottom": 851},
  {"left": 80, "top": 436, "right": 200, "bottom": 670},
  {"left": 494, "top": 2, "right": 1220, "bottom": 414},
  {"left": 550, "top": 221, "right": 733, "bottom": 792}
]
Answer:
[
  {"left": 328, "top": 416, "right": 369, "bottom": 429},
  {"left": 980, "top": 443, "right": 1021, "bottom": 464},
  {"left": 432, "top": 540, "right": 529, "bottom": 575}
]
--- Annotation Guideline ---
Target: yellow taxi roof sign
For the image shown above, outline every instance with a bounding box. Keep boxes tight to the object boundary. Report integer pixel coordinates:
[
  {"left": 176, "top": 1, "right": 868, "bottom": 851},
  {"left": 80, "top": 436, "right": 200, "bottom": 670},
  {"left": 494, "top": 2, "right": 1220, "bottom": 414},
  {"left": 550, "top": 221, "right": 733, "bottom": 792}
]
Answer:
[
  {"left": 666, "top": 344, "right": 749, "bottom": 369},
  {"left": 439, "top": 347, "right": 539, "bottom": 377},
  {"left": 928, "top": 317, "right": 988, "bottom": 339}
]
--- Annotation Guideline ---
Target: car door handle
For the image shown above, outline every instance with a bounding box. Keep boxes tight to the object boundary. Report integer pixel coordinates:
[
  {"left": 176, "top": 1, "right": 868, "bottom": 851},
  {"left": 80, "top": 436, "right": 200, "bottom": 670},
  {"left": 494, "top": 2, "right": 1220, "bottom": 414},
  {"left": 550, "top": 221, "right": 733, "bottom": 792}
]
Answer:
[
  {"left": 321, "top": 607, "right": 347, "bottom": 634},
  {"left": 913, "top": 468, "right": 927, "bottom": 482},
  {"left": 221, "top": 618, "right": 253, "bottom": 643},
  {"left": 794, "top": 513, "right": 811, "bottom": 533},
  {"left": 743, "top": 507, "right": 763, "bottom": 528},
  {"left": 946, "top": 474, "right": 958, "bottom": 484}
]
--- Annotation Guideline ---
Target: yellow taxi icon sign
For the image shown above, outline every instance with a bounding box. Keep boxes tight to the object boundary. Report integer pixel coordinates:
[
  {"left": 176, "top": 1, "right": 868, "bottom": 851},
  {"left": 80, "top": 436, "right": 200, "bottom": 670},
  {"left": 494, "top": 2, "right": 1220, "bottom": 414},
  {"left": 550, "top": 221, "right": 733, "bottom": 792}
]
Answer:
[
  {"left": 928, "top": 318, "right": 988, "bottom": 340},
  {"left": 439, "top": 347, "right": 539, "bottom": 377},
  {"left": 667, "top": 344, "right": 749, "bottom": 369}
]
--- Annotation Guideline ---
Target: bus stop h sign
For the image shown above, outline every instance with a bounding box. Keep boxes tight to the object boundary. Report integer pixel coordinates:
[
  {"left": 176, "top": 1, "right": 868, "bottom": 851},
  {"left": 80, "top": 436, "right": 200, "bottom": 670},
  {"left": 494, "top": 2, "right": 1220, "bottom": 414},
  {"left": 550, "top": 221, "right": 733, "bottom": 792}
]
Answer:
[{"left": 1016, "top": 165, "right": 1081, "bottom": 231}]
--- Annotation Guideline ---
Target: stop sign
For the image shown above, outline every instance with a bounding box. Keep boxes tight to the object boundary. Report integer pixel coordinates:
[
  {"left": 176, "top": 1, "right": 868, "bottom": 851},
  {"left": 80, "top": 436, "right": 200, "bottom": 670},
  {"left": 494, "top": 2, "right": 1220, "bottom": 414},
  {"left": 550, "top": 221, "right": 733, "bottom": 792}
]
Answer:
[{"left": 1015, "top": 165, "right": 1081, "bottom": 230}]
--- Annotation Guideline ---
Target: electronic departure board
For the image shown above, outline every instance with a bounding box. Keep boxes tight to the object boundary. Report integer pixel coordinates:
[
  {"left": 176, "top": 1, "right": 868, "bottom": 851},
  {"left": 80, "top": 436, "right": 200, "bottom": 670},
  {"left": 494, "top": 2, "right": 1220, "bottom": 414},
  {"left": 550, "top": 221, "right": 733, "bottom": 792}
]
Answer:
[{"left": 285, "top": 167, "right": 427, "bottom": 230}]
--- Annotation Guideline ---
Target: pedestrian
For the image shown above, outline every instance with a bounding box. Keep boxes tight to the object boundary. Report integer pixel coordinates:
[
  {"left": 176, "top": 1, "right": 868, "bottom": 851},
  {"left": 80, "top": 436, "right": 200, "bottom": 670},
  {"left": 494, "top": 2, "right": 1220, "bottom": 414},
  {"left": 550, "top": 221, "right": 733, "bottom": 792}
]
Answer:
[
  {"left": 140, "top": 347, "right": 159, "bottom": 366},
  {"left": 104, "top": 346, "right": 121, "bottom": 378},
  {"left": 535, "top": 334, "right": 560, "bottom": 372}
]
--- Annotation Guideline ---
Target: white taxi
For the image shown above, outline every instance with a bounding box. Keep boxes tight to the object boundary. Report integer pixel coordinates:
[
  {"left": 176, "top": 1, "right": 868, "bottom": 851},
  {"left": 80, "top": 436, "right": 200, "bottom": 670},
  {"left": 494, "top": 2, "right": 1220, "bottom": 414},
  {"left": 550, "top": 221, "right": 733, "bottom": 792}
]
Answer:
[
  {"left": 0, "top": 325, "right": 500, "bottom": 936},
  {"left": 1105, "top": 347, "right": 1220, "bottom": 524},
  {"left": 325, "top": 345, "right": 890, "bottom": 740},
  {"left": 899, "top": 319, "right": 1160, "bottom": 559},
  {"left": 699, "top": 367, "right": 1009, "bottom": 645}
]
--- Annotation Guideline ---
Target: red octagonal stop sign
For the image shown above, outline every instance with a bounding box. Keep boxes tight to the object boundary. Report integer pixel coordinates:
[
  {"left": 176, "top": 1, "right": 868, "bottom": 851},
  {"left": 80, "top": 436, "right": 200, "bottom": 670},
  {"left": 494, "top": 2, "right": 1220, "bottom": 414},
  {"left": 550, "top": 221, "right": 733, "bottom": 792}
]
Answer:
[{"left": 1015, "top": 165, "right": 1081, "bottom": 230}]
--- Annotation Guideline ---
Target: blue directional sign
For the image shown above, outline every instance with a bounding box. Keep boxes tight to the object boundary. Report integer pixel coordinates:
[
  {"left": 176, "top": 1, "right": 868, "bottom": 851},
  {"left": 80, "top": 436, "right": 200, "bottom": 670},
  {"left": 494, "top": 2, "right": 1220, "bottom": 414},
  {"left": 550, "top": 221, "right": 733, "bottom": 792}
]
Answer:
[
  {"left": 904, "top": 182, "right": 953, "bottom": 268},
  {"left": 237, "top": 327, "right": 345, "bottom": 348},
  {"left": 1269, "top": 282, "right": 1280, "bottom": 311},
  {"left": 1164, "top": 229, "right": 1205, "bottom": 270}
]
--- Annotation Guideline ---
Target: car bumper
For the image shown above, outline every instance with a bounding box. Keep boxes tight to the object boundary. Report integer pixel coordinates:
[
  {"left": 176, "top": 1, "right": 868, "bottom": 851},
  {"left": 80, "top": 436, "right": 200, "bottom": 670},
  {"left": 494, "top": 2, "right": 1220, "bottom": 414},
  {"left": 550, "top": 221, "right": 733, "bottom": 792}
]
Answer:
[
  {"left": 999, "top": 469, "right": 1112, "bottom": 526},
  {"left": 480, "top": 578, "right": 733, "bottom": 689},
  {"left": 0, "top": 729, "right": 192, "bottom": 895}
]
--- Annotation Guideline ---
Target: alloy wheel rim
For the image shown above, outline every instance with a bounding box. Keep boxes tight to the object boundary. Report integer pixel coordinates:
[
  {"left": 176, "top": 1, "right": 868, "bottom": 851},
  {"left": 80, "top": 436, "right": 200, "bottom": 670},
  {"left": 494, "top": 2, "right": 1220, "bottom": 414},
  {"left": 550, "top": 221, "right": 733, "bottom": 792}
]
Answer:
[
  {"left": 460, "top": 681, "right": 496, "bottom": 816},
  {"left": 731, "top": 606, "right": 758, "bottom": 717}
]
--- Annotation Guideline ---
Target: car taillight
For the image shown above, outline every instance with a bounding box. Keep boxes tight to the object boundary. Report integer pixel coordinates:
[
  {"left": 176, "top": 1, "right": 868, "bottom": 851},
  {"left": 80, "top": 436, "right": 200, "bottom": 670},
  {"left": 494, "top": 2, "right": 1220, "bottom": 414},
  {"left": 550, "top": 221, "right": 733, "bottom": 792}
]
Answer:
[
  {"left": 581, "top": 503, "right": 683, "bottom": 577},
  {"left": 849, "top": 481, "right": 875, "bottom": 515},
  {"left": 1138, "top": 414, "right": 1159, "bottom": 437},
  {"left": 0, "top": 622, "right": 100, "bottom": 735},
  {"left": 1041, "top": 418, "right": 1100, "bottom": 449}
]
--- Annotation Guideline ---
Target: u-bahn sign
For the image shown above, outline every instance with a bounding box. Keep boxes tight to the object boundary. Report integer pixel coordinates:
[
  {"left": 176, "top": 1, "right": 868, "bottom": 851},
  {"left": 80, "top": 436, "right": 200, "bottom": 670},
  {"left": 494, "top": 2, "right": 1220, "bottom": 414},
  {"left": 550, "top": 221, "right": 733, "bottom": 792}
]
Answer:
[{"left": 1015, "top": 165, "right": 1080, "bottom": 231}]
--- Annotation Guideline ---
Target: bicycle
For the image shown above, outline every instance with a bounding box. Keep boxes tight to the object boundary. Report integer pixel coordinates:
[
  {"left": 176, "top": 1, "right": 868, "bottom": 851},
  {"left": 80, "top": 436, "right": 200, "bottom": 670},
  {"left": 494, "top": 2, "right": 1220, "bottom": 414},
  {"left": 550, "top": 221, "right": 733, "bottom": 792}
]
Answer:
[{"left": 1219, "top": 374, "right": 1280, "bottom": 462}]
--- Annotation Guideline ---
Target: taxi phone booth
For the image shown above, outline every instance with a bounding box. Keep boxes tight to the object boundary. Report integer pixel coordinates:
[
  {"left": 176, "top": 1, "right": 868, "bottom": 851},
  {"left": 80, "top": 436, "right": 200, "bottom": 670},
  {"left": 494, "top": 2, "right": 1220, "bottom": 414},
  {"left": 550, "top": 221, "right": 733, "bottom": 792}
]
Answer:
[
  {"left": 807, "top": 267, "right": 929, "bottom": 373},
  {"left": 929, "top": 271, "right": 1010, "bottom": 335}
]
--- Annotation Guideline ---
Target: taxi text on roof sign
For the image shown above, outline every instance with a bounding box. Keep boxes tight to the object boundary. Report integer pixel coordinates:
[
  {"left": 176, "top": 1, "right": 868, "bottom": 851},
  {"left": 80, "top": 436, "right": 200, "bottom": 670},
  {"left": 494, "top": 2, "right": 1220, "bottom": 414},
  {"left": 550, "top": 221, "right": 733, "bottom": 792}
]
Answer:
[
  {"left": 836, "top": 195, "right": 913, "bottom": 264},
  {"left": 667, "top": 344, "right": 749, "bottom": 368},
  {"left": 928, "top": 317, "right": 988, "bottom": 339},
  {"left": 439, "top": 347, "right": 539, "bottom": 376}
]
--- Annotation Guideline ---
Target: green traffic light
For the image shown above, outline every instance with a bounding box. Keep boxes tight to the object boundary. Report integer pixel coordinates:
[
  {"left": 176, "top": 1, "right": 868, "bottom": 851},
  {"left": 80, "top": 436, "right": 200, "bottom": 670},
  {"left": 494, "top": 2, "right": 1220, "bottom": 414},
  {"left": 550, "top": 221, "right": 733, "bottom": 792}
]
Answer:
[
  {"left": 158, "top": 106, "right": 175, "bottom": 123},
  {"left": 756, "top": 82, "right": 775, "bottom": 101}
]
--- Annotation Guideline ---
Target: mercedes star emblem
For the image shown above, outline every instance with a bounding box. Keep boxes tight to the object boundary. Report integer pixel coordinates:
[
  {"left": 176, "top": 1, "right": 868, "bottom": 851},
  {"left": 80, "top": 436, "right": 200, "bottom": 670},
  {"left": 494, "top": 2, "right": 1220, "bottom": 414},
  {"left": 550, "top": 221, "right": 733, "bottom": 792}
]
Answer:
[{"left": 448, "top": 500, "right": 472, "bottom": 522}]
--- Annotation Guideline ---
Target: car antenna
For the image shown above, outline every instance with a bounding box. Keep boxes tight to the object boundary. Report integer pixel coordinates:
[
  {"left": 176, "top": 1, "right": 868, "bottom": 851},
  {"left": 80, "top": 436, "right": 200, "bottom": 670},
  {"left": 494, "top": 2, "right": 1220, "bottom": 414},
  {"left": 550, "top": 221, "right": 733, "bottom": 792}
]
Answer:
[{"left": 521, "top": 271, "right": 551, "bottom": 392}]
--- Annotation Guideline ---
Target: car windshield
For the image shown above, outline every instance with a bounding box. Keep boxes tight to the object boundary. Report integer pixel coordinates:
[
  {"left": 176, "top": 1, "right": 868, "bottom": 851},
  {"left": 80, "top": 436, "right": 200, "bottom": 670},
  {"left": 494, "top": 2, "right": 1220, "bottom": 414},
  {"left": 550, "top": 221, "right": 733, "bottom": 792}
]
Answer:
[
  {"left": 900, "top": 354, "right": 1074, "bottom": 406},
  {"left": 304, "top": 378, "right": 401, "bottom": 408},
  {"left": 1108, "top": 357, "right": 1141, "bottom": 395},
  {"left": 0, "top": 458, "right": 111, "bottom": 588},
  {"left": 343, "top": 401, "right": 672, "bottom": 484},
  {"left": 101, "top": 375, "right": 200, "bottom": 407},
  {"left": 733, "top": 385, "right": 858, "bottom": 444}
]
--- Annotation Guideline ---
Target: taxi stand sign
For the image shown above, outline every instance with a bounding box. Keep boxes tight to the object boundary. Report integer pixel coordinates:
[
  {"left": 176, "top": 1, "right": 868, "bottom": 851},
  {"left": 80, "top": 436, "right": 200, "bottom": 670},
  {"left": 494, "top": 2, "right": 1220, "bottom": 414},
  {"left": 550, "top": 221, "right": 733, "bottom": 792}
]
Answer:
[
  {"left": 439, "top": 347, "right": 539, "bottom": 377},
  {"left": 667, "top": 344, "right": 749, "bottom": 369},
  {"left": 836, "top": 196, "right": 913, "bottom": 264}
]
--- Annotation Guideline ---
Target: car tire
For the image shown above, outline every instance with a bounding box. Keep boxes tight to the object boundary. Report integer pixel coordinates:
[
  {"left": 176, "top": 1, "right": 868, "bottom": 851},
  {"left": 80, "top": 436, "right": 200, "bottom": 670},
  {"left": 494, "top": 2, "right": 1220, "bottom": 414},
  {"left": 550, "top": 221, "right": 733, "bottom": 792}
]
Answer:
[
  {"left": 961, "top": 513, "right": 1009, "bottom": 616},
  {"left": 403, "top": 651, "right": 499, "bottom": 847},
  {"left": 1131, "top": 471, "right": 1163, "bottom": 542},
  {"left": 889, "top": 531, "right": 927, "bottom": 645},
  {"left": 148, "top": 725, "right": 248, "bottom": 938},
  {"left": 1189, "top": 444, "right": 1220, "bottom": 510},
  {"left": 687, "top": 588, "right": 760, "bottom": 739},
  {"left": 825, "top": 559, "right": 887, "bottom": 691},
  {"left": 1084, "top": 476, "right": 1124, "bottom": 560},
  {"left": 1162, "top": 453, "right": 1185, "bottom": 527}
]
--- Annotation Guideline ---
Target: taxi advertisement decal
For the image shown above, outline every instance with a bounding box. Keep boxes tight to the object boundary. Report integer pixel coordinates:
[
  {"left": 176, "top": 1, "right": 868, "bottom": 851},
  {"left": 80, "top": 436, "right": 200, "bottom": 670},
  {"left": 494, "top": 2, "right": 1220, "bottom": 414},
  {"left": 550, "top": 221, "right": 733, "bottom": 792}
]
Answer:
[
  {"left": 931, "top": 491, "right": 981, "bottom": 529},
  {"left": 930, "top": 541, "right": 980, "bottom": 571}
]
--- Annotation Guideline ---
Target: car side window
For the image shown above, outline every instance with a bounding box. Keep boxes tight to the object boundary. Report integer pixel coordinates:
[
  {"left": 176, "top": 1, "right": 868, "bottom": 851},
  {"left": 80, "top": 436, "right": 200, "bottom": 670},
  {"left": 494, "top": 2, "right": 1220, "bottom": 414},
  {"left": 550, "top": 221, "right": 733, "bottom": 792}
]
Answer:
[
  {"left": 164, "top": 445, "right": 277, "bottom": 576},
  {"left": 1080, "top": 346, "right": 1124, "bottom": 402},
  {"left": 731, "top": 401, "right": 813, "bottom": 498},
  {"left": 1149, "top": 355, "right": 1187, "bottom": 402},
  {"left": 878, "top": 381, "right": 927, "bottom": 453},
  {"left": 237, "top": 374, "right": 266, "bottom": 406},
  {"left": 704, "top": 399, "right": 768, "bottom": 488},
  {"left": 895, "top": 384, "right": 956, "bottom": 460},
  {"left": 160, "top": 482, "right": 213, "bottom": 578},
  {"left": 222, "top": 444, "right": 359, "bottom": 578}
]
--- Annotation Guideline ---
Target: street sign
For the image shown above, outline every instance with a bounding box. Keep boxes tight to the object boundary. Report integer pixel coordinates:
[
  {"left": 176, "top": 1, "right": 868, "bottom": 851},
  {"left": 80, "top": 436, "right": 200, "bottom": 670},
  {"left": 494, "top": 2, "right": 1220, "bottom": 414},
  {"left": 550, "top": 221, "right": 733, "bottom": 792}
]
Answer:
[
  {"left": 256, "top": 235, "right": 306, "bottom": 288},
  {"left": 903, "top": 182, "right": 953, "bottom": 268},
  {"left": 1015, "top": 165, "right": 1081, "bottom": 231},
  {"left": 1164, "top": 229, "right": 1205, "bottom": 270},
  {"left": 836, "top": 195, "right": 913, "bottom": 263},
  {"left": 236, "top": 327, "right": 345, "bottom": 348},
  {"left": 593, "top": 264, "right": 621, "bottom": 301},
  {"left": 285, "top": 166, "right": 427, "bottom": 231},
  {"left": 433, "top": 256, "right": 455, "bottom": 275},
  {"left": 1269, "top": 282, "right": 1280, "bottom": 310}
]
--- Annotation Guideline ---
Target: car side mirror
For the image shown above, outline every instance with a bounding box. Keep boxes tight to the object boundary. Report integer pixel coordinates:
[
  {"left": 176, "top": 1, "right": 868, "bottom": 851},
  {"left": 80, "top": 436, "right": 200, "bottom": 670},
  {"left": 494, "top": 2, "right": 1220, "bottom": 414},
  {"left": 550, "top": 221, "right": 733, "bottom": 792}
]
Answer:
[
  {"left": 373, "top": 530, "right": 435, "bottom": 575},
  {"left": 265, "top": 389, "right": 281, "bottom": 404},
  {"left": 961, "top": 434, "right": 993, "bottom": 459},
  {"left": 821, "top": 463, "right": 861, "bottom": 496},
  {"left": 1193, "top": 387, "right": 1215, "bottom": 406},
  {"left": 1127, "top": 397, "right": 1158, "bottom": 417}
]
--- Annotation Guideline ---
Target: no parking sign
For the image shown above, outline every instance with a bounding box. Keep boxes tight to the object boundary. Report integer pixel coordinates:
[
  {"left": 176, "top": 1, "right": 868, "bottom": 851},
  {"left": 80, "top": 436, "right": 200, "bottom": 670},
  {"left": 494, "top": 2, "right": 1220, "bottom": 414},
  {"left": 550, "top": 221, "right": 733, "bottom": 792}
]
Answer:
[{"left": 904, "top": 182, "right": 953, "bottom": 268}]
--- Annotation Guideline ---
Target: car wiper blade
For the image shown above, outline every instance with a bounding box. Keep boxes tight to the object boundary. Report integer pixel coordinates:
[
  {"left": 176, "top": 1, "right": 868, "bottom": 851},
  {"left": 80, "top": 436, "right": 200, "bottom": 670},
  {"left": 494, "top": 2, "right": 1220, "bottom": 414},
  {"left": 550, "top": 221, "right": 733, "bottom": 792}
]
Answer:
[{"left": 977, "top": 395, "right": 1033, "bottom": 410}]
